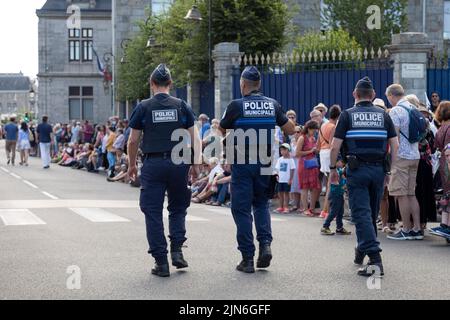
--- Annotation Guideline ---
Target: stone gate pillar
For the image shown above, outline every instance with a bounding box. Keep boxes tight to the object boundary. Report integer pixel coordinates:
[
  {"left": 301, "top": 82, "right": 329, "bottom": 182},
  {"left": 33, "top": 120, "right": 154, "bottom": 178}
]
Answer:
[
  {"left": 386, "top": 33, "right": 434, "bottom": 102},
  {"left": 212, "top": 43, "right": 242, "bottom": 119}
]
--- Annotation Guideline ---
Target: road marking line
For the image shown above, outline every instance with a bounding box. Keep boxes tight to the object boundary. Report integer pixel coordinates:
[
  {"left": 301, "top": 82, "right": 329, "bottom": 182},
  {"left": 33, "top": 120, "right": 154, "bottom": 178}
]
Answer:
[
  {"left": 0, "top": 200, "right": 139, "bottom": 209},
  {"left": 23, "top": 180, "right": 39, "bottom": 189},
  {"left": 10, "top": 173, "right": 21, "bottom": 180},
  {"left": 163, "top": 212, "right": 209, "bottom": 222},
  {"left": 204, "top": 207, "right": 285, "bottom": 221},
  {"left": 0, "top": 209, "right": 46, "bottom": 226},
  {"left": 0, "top": 167, "right": 9, "bottom": 173},
  {"left": 41, "top": 191, "right": 59, "bottom": 200},
  {"left": 70, "top": 208, "right": 130, "bottom": 223}
]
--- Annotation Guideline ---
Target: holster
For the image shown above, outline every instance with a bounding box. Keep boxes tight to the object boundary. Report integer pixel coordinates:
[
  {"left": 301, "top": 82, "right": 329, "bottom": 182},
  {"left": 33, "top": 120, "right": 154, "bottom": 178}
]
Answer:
[
  {"left": 383, "top": 157, "right": 391, "bottom": 174},
  {"left": 346, "top": 155, "right": 360, "bottom": 170}
]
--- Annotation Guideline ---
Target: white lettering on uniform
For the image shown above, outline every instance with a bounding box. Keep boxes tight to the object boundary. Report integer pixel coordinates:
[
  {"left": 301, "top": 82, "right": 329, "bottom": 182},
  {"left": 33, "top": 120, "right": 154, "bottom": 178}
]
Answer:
[
  {"left": 351, "top": 112, "right": 384, "bottom": 128},
  {"left": 243, "top": 101, "right": 275, "bottom": 117},
  {"left": 152, "top": 109, "right": 178, "bottom": 123}
]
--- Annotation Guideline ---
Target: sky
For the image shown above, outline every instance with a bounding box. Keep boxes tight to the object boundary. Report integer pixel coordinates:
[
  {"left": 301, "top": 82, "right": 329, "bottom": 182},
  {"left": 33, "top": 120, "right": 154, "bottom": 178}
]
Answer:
[{"left": 0, "top": 0, "right": 47, "bottom": 79}]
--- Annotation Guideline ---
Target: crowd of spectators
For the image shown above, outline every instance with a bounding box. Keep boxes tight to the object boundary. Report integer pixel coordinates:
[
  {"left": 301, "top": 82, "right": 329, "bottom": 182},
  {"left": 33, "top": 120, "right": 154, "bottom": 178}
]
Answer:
[{"left": 1, "top": 91, "right": 449, "bottom": 241}]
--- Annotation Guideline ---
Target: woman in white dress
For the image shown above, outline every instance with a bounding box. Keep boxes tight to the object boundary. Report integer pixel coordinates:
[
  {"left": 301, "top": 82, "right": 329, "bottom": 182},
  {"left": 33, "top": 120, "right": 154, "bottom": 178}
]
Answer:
[{"left": 18, "top": 122, "right": 31, "bottom": 166}]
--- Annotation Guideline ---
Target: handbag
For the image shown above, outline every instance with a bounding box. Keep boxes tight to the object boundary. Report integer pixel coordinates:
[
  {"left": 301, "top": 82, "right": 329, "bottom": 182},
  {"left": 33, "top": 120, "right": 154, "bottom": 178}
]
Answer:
[
  {"left": 304, "top": 157, "right": 319, "bottom": 169},
  {"left": 28, "top": 130, "right": 34, "bottom": 142}
]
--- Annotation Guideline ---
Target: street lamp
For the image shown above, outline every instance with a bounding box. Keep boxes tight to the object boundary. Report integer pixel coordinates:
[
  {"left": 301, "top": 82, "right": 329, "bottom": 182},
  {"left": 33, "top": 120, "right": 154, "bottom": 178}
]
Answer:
[
  {"left": 185, "top": 1, "right": 212, "bottom": 82},
  {"left": 184, "top": 5, "right": 202, "bottom": 21},
  {"left": 120, "top": 39, "right": 131, "bottom": 64},
  {"left": 145, "top": 16, "right": 165, "bottom": 60}
]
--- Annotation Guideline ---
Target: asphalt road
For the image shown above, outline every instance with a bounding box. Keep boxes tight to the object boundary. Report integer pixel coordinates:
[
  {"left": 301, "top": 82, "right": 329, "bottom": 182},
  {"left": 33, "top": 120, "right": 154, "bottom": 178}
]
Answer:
[{"left": 0, "top": 140, "right": 449, "bottom": 300}]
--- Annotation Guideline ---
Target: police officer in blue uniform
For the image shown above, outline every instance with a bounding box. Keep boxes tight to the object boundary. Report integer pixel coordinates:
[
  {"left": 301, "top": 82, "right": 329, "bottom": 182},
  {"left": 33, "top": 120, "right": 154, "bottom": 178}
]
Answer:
[
  {"left": 219, "top": 66, "right": 295, "bottom": 273},
  {"left": 329, "top": 77, "right": 399, "bottom": 277},
  {"left": 127, "top": 64, "right": 202, "bottom": 277}
]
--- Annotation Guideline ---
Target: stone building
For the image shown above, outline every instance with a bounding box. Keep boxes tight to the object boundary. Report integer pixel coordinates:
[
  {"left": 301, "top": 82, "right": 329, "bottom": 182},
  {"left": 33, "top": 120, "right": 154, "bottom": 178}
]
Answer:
[
  {"left": 0, "top": 73, "right": 33, "bottom": 116},
  {"left": 37, "top": 0, "right": 173, "bottom": 123},
  {"left": 37, "top": 0, "right": 113, "bottom": 124}
]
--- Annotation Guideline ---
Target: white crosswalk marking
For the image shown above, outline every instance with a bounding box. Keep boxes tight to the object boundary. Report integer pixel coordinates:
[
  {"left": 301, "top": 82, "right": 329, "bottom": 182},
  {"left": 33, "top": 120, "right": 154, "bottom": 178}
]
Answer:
[
  {"left": 0, "top": 167, "right": 9, "bottom": 173},
  {"left": 163, "top": 212, "right": 209, "bottom": 222},
  {"left": 203, "top": 207, "right": 285, "bottom": 222},
  {"left": 70, "top": 208, "right": 130, "bottom": 223},
  {"left": 0, "top": 209, "right": 46, "bottom": 226}
]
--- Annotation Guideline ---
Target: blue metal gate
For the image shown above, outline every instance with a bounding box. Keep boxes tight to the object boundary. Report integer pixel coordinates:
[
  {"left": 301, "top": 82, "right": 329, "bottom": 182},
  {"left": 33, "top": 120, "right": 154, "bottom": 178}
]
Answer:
[
  {"left": 233, "top": 60, "right": 394, "bottom": 125},
  {"left": 428, "top": 59, "right": 450, "bottom": 101}
]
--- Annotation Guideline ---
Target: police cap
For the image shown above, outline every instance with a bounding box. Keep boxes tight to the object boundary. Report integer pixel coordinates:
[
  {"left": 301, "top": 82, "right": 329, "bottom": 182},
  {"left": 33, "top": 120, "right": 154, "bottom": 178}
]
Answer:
[
  {"left": 355, "top": 76, "right": 374, "bottom": 90},
  {"left": 241, "top": 66, "right": 261, "bottom": 81},
  {"left": 150, "top": 64, "right": 172, "bottom": 85}
]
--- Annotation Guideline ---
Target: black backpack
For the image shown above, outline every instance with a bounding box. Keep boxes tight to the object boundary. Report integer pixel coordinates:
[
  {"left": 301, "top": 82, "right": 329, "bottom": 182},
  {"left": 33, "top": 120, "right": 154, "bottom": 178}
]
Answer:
[{"left": 398, "top": 102, "right": 428, "bottom": 144}]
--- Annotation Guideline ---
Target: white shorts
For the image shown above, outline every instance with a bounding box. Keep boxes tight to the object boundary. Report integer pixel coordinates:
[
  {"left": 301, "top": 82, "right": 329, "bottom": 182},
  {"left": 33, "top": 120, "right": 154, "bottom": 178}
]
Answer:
[
  {"left": 319, "top": 149, "right": 331, "bottom": 175},
  {"left": 18, "top": 140, "right": 31, "bottom": 150}
]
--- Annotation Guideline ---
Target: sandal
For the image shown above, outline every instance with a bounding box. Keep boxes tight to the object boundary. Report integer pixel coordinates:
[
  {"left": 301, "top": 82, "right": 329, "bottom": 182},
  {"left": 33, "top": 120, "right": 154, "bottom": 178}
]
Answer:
[
  {"left": 304, "top": 209, "right": 315, "bottom": 217},
  {"left": 211, "top": 202, "right": 221, "bottom": 206},
  {"left": 191, "top": 197, "right": 201, "bottom": 203}
]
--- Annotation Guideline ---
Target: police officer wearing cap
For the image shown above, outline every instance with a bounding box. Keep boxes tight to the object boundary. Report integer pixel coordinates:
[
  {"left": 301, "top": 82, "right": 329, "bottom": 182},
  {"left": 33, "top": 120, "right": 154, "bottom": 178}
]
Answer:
[
  {"left": 329, "top": 76, "right": 399, "bottom": 277},
  {"left": 127, "top": 64, "right": 202, "bottom": 277},
  {"left": 219, "top": 66, "right": 295, "bottom": 273}
]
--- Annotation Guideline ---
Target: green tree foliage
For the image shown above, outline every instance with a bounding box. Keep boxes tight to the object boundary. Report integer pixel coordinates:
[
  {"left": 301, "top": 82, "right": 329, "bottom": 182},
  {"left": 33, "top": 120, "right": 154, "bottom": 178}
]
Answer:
[
  {"left": 117, "top": 0, "right": 290, "bottom": 100},
  {"left": 294, "top": 29, "right": 362, "bottom": 57},
  {"left": 323, "top": 0, "right": 408, "bottom": 49}
]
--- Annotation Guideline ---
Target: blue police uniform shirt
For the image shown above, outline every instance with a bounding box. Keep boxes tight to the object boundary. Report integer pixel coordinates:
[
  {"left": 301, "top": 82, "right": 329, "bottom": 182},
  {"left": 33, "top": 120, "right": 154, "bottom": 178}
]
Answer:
[
  {"left": 334, "top": 101, "right": 397, "bottom": 162},
  {"left": 36, "top": 123, "right": 53, "bottom": 143},
  {"left": 4, "top": 123, "right": 18, "bottom": 141},
  {"left": 220, "top": 91, "right": 288, "bottom": 159},
  {"left": 128, "top": 93, "right": 196, "bottom": 153}
]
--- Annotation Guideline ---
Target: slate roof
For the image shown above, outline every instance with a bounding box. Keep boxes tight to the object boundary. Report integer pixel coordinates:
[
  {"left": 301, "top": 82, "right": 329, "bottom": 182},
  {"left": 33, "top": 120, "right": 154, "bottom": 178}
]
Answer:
[
  {"left": 38, "top": 0, "right": 112, "bottom": 13},
  {"left": 0, "top": 74, "right": 31, "bottom": 91}
]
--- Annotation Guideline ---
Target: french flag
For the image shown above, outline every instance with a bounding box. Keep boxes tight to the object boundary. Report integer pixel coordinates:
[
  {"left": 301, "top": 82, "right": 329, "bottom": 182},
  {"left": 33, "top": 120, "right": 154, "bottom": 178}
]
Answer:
[{"left": 93, "top": 47, "right": 112, "bottom": 82}]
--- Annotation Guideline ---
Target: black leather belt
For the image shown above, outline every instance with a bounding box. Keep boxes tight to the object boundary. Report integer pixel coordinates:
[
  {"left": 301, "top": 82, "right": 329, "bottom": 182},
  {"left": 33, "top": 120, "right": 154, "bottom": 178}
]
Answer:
[
  {"left": 359, "top": 161, "right": 383, "bottom": 166},
  {"left": 144, "top": 152, "right": 171, "bottom": 159}
]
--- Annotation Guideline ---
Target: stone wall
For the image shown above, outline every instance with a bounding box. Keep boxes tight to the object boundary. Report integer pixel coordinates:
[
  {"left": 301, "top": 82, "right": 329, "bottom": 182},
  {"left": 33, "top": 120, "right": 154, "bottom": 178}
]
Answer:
[
  {"left": 287, "top": 0, "right": 321, "bottom": 33},
  {"left": 407, "top": 0, "right": 444, "bottom": 53},
  {"left": 112, "top": 0, "right": 151, "bottom": 114}
]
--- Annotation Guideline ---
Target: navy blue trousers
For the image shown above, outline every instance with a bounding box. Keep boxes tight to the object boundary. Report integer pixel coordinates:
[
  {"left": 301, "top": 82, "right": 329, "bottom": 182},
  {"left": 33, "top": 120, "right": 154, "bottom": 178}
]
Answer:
[
  {"left": 231, "top": 164, "right": 272, "bottom": 258},
  {"left": 139, "top": 157, "right": 191, "bottom": 264},
  {"left": 347, "top": 164, "right": 384, "bottom": 255},
  {"left": 323, "top": 192, "right": 344, "bottom": 230}
]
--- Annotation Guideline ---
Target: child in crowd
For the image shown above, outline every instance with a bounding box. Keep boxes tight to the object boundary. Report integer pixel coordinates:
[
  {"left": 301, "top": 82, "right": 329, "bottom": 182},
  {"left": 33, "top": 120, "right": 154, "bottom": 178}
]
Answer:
[
  {"left": 429, "top": 143, "right": 450, "bottom": 238},
  {"left": 275, "top": 143, "right": 296, "bottom": 213},
  {"left": 321, "top": 159, "right": 352, "bottom": 235}
]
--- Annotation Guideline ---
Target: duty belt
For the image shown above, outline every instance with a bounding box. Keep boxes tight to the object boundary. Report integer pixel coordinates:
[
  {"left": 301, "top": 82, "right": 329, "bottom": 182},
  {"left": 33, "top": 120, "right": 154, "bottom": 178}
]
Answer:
[{"left": 144, "top": 152, "right": 171, "bottom": 159}]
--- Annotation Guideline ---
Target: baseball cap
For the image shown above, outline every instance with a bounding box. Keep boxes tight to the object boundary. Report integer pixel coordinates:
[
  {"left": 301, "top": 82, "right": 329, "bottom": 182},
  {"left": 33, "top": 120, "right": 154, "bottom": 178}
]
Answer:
[{"left": 280, "top": 143, "right": 291, "bottom": 151}]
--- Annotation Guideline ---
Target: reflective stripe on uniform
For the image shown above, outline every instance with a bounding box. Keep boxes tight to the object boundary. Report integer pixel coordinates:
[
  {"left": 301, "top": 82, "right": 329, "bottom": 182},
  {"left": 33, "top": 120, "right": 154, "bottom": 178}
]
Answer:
[{"left": 345, "top": 130, "right": 388, "bottom": 139}]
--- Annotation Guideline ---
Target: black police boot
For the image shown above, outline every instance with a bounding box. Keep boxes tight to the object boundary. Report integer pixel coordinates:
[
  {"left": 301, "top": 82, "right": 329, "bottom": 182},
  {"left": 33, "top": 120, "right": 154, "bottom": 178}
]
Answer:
[
  {"left": 236, "top": 257, "right": 255, "bottom": 273},
  {"left": 354, "top": 247, "right": 365, "bottom": 265},
  {"left": 257, "top": 244, "right": 272, "bottom": 269},
  {"left": 151, "top": 263, "right": 170, "bottom": 277},
  {"left": 170, "top": 244, "right": 188, "bottom": 269},
  {"left": 357, "top": 253, "right": 384, "bottom": 277}
]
